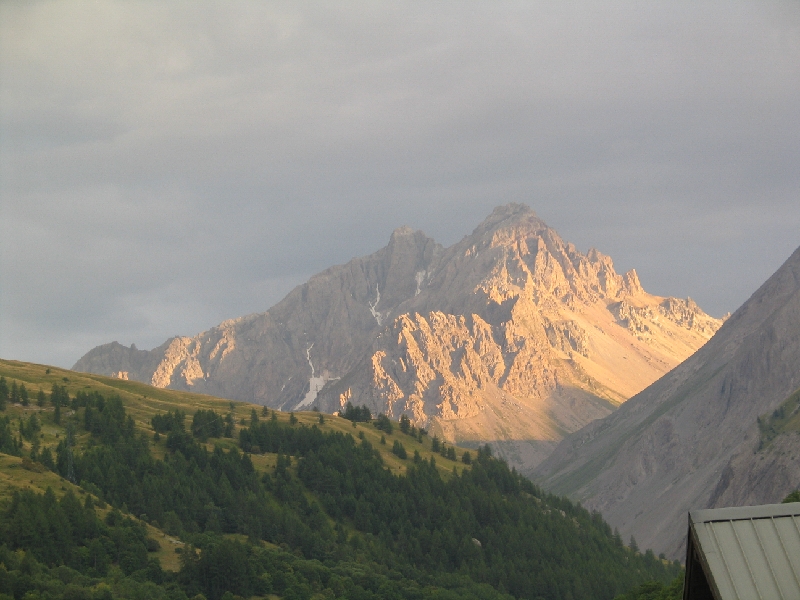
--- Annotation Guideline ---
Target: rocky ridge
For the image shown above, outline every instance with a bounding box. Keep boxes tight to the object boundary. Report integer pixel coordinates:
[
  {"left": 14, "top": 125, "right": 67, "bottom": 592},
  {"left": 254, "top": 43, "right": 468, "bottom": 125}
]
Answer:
[
  {"left": 74, "top": 204, "right": 722, "bottom": 472},
  {"left": 534, "top": 244, "right": 800, "bottom": 558}
]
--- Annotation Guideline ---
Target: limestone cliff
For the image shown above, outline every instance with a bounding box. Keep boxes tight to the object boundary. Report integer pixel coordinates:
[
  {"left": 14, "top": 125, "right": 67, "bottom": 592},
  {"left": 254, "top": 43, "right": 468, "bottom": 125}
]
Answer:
[
  {"left": 75, "top": 226, "right": 442, "bottom": 407},
  {"left": 534, "top": 244, "right": 800, "bottom": 559},
  {"left": 315, "top": 205, "right": 721, "bottom": 469},
  {"left": 73, "top": 204, "right": 721, "bottom": 472}
]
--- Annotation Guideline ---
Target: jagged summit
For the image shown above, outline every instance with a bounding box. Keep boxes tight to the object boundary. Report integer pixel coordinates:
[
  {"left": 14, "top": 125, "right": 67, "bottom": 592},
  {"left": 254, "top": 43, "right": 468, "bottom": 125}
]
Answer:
[
  {"left": 390, "top": 225, "right": 417, "bottom": 237},
  {"left": 73, "top": 204, "right": 722, "bottom": 472},
  {"left": 468, "top": 202, "right": 538, "bottom": 235}
]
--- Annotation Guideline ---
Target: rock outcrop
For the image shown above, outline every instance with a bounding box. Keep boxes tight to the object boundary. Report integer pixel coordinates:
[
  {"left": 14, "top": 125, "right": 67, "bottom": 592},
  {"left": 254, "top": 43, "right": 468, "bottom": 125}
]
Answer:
[
  {"left": 74, "top": 204, "right": 721, "bottom": 472},
  {"left": 534, "top": 244, "right": 800, "bottom": 559}
]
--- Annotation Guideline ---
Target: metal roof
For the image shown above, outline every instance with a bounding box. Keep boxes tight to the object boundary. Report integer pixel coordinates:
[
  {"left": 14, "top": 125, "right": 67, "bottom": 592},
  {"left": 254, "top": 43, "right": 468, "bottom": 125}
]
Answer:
[{"left": 685, "top": 502, "right": 800, "bottom": 600}]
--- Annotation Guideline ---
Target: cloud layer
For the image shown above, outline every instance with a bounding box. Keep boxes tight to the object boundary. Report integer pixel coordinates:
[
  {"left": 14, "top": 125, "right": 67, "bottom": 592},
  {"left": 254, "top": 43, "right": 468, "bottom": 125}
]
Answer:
[{"left": 2, "top": 1, "right": 799, "bottom": 367}]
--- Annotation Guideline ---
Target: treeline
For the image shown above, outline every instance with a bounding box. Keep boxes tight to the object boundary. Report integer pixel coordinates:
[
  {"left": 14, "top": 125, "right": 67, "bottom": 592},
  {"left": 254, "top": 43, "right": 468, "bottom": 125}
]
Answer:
[
  {"left": 1, "top": 488, "right": 158, "bottom": 577},
  {"left": 0, "top": 376, "right": 61, "bottom": 411},
  {"left": 0, "top": 376, "right": 30, "bottom": 409},
  {"left": 0, "top": 416, "right": 22, "bottom": 455},
  {"left": 612, "top": 577, "right": 684, "bottom": 600},
  {"left": 3, "top": 387, "right": 683, "bottom": 599},
  {"left": 0, "top": 487, "right": 174, "bottom": 599},
  {"left": 294, "top": 438, "right": 679, "bottom": 599},
  {"left": 0, "top": 377, "right": 75, "bottom": 408}
]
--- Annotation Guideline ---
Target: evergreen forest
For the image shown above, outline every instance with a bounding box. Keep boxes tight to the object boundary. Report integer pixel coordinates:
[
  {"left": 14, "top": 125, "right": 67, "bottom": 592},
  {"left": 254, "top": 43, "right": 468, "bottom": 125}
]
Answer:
[{"left": 0, "top": 367, "right": 684, "bottom": 600}]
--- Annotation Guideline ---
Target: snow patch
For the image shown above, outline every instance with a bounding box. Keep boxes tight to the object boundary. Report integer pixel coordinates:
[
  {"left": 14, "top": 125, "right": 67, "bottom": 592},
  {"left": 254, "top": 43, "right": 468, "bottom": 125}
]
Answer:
[
  {"left": 368, "top": 283, "right": 383, "bottom": 325},
  {"left": 297, "top": 377, "right": 324, "bottom": 409},
  {"left": 415, "top": 271, "right": 426, "bottom": 296},
  {"left": 296, "top": 344, "right": 325, "bottom": 409}
]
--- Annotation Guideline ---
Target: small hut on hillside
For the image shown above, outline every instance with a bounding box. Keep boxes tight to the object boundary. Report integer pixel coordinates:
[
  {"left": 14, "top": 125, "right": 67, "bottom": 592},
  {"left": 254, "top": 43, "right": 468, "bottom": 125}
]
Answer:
[{"left": 683, "top": 502, "right": 800, "bottom": 599}]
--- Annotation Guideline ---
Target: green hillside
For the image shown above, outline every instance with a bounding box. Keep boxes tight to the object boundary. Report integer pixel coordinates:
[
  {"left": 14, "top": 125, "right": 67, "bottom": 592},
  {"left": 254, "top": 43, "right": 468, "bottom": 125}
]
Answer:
[
  {"left": 0, "top": 359, "right": 682, "bottom": 600},
  {"left": 758, "top": 385, "right": 800, "bottom": 449},
  {"left": 0, "top": 359, "right": 468, "bottom": 477}
]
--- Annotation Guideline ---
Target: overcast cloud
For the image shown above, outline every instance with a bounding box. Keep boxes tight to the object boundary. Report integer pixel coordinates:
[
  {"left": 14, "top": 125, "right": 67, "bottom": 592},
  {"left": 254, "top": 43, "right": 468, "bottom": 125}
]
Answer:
[{"left": 2, "top": 1, "right": 799, "bottom": 368}]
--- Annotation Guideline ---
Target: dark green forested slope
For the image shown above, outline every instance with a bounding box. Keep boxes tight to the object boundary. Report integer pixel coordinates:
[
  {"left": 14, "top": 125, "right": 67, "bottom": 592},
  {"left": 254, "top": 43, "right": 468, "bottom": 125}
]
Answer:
[{"left": 0, "top": 381, "right": 682, "bottom": 600}]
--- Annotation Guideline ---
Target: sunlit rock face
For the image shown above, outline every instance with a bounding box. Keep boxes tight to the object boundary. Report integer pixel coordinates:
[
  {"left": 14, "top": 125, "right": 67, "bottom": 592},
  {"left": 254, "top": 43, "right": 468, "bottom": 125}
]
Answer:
[
  {"left": 315, "top": 205, "right": 721, "bottom": 469},
  {"left": 74, "top": 204, "right": 721, "bottom": 472}
]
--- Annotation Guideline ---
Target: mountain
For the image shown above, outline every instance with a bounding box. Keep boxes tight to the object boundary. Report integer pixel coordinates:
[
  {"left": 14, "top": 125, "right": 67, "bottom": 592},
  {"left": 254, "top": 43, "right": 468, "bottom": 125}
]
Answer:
[
  {"left": 74, "top": 204, "right": 721, "bottom": 472},
  {"left": 534, "top": 245, "right": 800, "bottom": 559}
]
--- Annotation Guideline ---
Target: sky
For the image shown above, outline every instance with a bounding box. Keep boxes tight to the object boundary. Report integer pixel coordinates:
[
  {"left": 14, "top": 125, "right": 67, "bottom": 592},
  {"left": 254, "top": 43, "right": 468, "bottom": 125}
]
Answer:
[{"left": 1, "top": 1, "right": 799, "bottom": 369}]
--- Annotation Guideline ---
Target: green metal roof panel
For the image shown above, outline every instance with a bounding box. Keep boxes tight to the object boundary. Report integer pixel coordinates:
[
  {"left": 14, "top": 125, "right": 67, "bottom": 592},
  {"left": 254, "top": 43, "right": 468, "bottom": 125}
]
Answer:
[
  {"left": 691, "top": 503, "right": 800, "bottom": 523},
  {"left": 689, "top": 502, "right": 800, "bottom": 600}
]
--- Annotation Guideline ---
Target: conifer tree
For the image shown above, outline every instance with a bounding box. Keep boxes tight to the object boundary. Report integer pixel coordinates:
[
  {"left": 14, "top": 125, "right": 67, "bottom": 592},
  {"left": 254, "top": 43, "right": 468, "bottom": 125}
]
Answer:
[
  {"left": 224, "top": 412, "right": 234, "bottom": 437},
  {"left": 392, "top": 440, "right": 407, "bottom": 459},
  {"left": 399, "top": 414, "right": 411, "bottom": 434}
]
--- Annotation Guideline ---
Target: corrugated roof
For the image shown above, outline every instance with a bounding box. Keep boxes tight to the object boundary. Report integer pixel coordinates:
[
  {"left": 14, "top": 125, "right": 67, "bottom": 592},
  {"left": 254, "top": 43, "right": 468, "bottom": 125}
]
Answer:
[{"left": 688, "top": 502, "right": 800, "bottom": 600}]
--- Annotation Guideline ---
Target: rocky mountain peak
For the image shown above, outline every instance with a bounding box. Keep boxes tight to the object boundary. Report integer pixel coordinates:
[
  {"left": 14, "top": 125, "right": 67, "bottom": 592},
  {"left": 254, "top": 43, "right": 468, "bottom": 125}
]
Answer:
[
  {"left": 384, "top": 226, "right": 438, "bottom": 266},
  {"left": 444, "top": 213, "right": 633, "bottom": 311},
  {"left": 471, "top": 202, "right": 537, "bottom": 235},
  {"left": 469, "top": 205, "right": 546, "bottom": 250},
  {"left": 622, "top": 269, "right": 643, "bottom": 295},
  {"left": 74, "top": 204, "right": 723, "bottom": 475},
  {"left": 390, "top": 225, "right": 416, "bottom": 238}
]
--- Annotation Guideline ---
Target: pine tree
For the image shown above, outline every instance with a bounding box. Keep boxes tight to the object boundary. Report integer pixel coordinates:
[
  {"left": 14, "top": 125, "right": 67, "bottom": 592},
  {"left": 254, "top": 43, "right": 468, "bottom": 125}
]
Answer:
[
  {"left": 224, "top": 412, "right": 234, "bottom": 437},
  {"left": 64, "top": 423, "right": 76, "bottom": 483},
  {"left": 399, "top": 414, "right": 411, "bottom": 434},
  {"left": 392, "top": 440, "right": 407, "bottom": 459},
  {"left": 50, "top": 383, "right": 68, "bottom": 408}
]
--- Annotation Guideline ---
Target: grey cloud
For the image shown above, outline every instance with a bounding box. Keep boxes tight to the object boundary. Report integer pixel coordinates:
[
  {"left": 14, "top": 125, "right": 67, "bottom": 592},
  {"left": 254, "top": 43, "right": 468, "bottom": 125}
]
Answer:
[{"left": 1, "top": 1, "right": 799, "bottom": 368}]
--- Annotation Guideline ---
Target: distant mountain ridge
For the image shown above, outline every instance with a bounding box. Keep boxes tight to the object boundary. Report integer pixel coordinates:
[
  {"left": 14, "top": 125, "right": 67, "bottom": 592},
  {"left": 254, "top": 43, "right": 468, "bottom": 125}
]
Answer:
[
  {"left": 74, "top": 204, "right": 721, "bottom": 472},
  {"left": 534, "top": 244, "right": 800, "bottom": 559}
]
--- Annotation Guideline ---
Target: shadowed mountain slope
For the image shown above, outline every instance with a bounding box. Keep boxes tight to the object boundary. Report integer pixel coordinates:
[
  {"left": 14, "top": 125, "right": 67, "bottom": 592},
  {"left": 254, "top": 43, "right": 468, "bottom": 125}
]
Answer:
[{"left": 534, "top": 245, "right": 800, "bottom": 559}]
